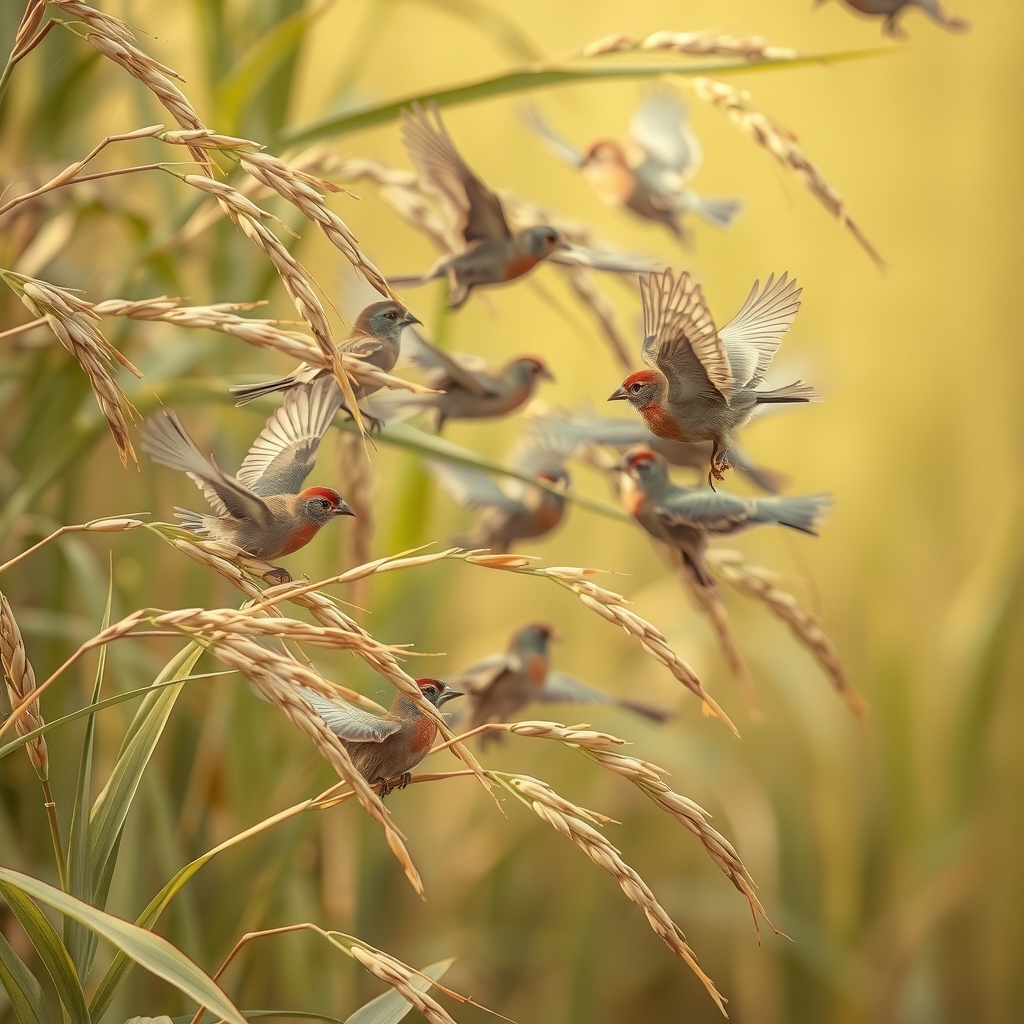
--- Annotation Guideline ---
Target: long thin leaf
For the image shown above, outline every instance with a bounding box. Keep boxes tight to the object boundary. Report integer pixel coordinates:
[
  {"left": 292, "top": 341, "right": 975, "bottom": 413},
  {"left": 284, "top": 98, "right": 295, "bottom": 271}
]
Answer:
[
  {"left": 345, "top": 959, "right": 454, "bottom": 1024},
  {"left": 173, "top": 1011, "right": 350, "bottom": 1024},
  {"left": 0, "top": 882, "right": 90, "bottom": 1024},
  {"left": 0, "top": 869, "right": 246, "bottom": 1024},
  {"left": 0, "top": 929, "right": 51, "bottom": 1024}
]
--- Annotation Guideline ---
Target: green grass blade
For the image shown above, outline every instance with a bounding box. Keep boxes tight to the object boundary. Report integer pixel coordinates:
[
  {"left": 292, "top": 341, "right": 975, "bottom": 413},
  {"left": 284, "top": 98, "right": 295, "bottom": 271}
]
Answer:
[
  {"left": 407, "top": 0, "right": 540, "bottom": 61},
  {"left": 0, "top": 928, "right": 51, "bottom": 1024},
  {"left": 0, "top": 869, "right": 246, "bottom": 1024},
  {"left": 0, "top": 881, "right": 91, "bottom": 1024},
  {"left": 345, "top": 958, "right": 454, "bottom": 1024}
]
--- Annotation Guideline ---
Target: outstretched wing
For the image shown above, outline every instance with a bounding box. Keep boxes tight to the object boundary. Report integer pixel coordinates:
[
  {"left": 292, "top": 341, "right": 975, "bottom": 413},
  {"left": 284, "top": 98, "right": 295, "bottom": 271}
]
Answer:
[
  {"left": 405, "top": 328, "right": 496, "bottom": 397},
  {"left": 237, "top": 377, "right": 342, "bottom": 496},
  {"left": 718, "top": 274, "right": 802, "bottom": 390},
  {"left": 629, "top": 89, "right": 703, "bottom": 179},
  {"left": 447, "top": 653, "right": 512, "bottom": 696},
  {"left": 550, "top": 244, "right": 659, "bottom": 274},
  {"left": 640, "top": 269, "right": 733, "bottom": 403},
  {"left": 655, "top": 488, "right": 758, "bottom": 533},
  {"left": 300, "top": 688, "right": 401, "bottom": 743},
  {"left": 427, "top": 457, "right": 521, "bottom": 512},
  {"left": 538, "top": 672, "right": 671, "bottom": 722},
  {"left": 521, "top": 105, "right": 586, "bottom": 167},
  {"left": 401, "top": 102, "right": 511, "bottom": 245},
  {"left": 508, "top": 422, "right": 578, "bottom": 477}
]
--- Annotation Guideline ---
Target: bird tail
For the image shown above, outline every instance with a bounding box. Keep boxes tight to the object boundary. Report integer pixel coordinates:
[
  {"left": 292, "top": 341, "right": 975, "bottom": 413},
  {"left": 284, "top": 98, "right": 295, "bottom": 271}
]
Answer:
[
  {"left": 689, "top": 193, "right": 743, "bottom": 230},
  {"left": 616, "top": 699, "right": 673, "bottom": 723},
  {"left": 172, "top": 506, "right": 209, "bottom": 534},
  {"left": 753, "top": 380, "right": 821, "bottom": 404},
  {"left": 916, "top": 0, "right": 969, "bottom": 31},
  {"left": 141, "top": 409, "right": 216, "bottom": 480},
  {"left": 756, "top": 494, "right": 832, "bottom": 536},
  {"left": 229, "top": 376, "right": 298, "bottom": 406}
]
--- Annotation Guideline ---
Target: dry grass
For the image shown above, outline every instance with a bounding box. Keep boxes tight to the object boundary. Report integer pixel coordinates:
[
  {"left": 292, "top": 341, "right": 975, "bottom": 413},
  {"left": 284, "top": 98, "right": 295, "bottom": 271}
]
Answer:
[
  {"left": 579, "top": 29, "right": 797, "bottom": 61},
  {"left": 0, "top": 591, "right": 47, "bottom": 778}
]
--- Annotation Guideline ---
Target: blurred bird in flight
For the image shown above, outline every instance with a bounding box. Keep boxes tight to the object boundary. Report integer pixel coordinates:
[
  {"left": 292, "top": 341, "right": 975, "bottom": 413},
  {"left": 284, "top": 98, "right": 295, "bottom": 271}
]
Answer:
[
  {"left": 300, "top": 679, "right": 463, "bottom": 796},
  {"left": 816, "top": 0, "right": 969, "bottom": 36},
  {"left": 390, "top": 102, "right": 657, "bottom": 308},
  {"left": 450, "top": 623, "right": 670, "bottom": 740},
  {"left": 610, "top": 269, "right": 818, "bottom": 485},
  {"left": 524, "top": 90, "right": 742, "bottom": 244},
  {"left": 141, "top": 378, "right": 354, "bottom": 579}
]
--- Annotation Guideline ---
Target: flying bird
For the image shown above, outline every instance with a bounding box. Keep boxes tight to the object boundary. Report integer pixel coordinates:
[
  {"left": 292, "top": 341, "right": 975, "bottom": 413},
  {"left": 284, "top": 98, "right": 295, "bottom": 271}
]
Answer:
[
  {"left": 449, "top": 623, "right": 670, "bottom": 740},
  {"left": 610, "top": 269, "right": 818, "bottom": 484},
  {"left": 141, "top": 377, "right": 354, "bottom": 579},
  {"left": 816, "top": 0, "right": 968, "bottom": 36},
  {"left": 524, "top": 91, "right": 742, "bottom": 243},
  {"left": 300, "top": 679, "right": 463, "bottom": 796}
]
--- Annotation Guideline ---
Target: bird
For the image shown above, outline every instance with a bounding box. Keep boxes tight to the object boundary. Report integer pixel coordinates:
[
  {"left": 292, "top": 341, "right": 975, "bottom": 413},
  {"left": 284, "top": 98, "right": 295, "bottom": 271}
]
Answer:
[
  {"left": 609, "top": 269, "right": 818, "bottom": 484},
  {"left": 141, "top": 377, "right": 354, "bottom": 580},
  {"left": 524, "top": 90, "right": 742, "bottom": 243},
  {"left": 300, "top": 678, "right": 463, "bottom": 796},
  {"left": 815, "top": 0, "right": 969, "bottom": 36},
  {"left": 449, "top": 623, "right": 670, "bottom": 739},
  {"left": 229, "top": 300, "right": 421, "bottom": 420},
  {"left": 364, "top": 328, "right": 553, "bottom": 431},
  {"left": 615, "top": 446, "right": 831, "bottom": 589},
  {"left": 389, "top": 103, "right": 656, "bottom": 308}
]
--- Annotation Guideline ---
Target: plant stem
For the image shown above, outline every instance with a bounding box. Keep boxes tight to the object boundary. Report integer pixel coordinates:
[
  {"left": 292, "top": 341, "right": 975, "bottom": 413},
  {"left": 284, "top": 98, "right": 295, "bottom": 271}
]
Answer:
[{"left": 40, "top": 779, "right": 68, "bottom": 890}]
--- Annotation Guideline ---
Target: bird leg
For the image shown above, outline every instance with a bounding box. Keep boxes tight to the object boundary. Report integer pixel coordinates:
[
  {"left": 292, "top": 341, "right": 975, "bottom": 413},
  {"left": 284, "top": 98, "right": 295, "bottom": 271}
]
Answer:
[
  {"left": 397, "top": 771, "right": 412, "bottom": 790},
  {"left": 340, "top": 402, "right": 384, "bottom": 435},
  {"left": 707, "top": 440, "right": 730, "bottom": 490},
  {"left": 262, "top": 566, "right": 293, "bottom": 585},
  {"left": 376, "top": 776, "right": 394, "bottom": 798}
]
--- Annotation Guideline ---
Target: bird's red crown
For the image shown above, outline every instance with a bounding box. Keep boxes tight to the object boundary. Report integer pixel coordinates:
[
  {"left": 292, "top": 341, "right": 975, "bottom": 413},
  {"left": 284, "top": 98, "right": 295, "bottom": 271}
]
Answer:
[
  {"left": 300, "top": 486, "right": 343, "bottom": 505},
  {"left": 415, "top": 677, "right": 444, "bottom": 692},
  {"left": 624, "top": 448, "right": 658, "bottom": 469},
  {"left": 620, "top": 369, "right": 660, "bottom": 389}
]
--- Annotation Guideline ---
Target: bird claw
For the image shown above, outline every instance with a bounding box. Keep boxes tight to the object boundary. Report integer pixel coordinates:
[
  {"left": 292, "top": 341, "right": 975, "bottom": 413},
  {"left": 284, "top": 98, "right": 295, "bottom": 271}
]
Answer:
[
  {"left": 262, "top": 566, "right": 293, "bottom": 585},
  {"left": 375, "top": 772, "right": 412, "bottom": 799}
]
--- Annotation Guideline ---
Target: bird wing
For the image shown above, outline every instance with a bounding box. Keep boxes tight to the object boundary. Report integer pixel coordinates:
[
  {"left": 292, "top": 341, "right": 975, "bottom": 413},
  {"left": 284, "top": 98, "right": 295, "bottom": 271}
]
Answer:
[
  {"left": 640, "top": 269, "right": 733, "bottom": 403},
  {"left": 520, "top": 105, "right": 585, "bottom": 167},
  {"left": 507, "top": 423, "right": 578, "bottom": 477},
  {"left": 447, "top": 653, "right": 512, "bottom": 696},
  {"left": 300, "top": 688, "right": 401, "bottom": 743},
  {"left": 629, "top": 89, "right": 703, "bottom": 178},
  {"left": 718, "top": 274, "right": 802, "bottom": 390},
  {"left": 236, "top": 377, "right": 342, "bottom": 496},
  {"left": 401, "top": 102, "right": 511, "bottom": 245},
  {"left": 536, "top": 670, "right": 617, "bottom": 706},
  {"left": 549, "top": 244, "right": 660, "bottom": 274},
  {"left": 427, "top": 457, "right": 521, "bottom": 512},
  {"left": 654, "top": 488, "right": 757, "bottom": 533},
  {"left": 141, "top": 409, "right": 272, "bottom": 525},
  {"left": 405, "top": 328, "right": 497, "bottom": 397}
]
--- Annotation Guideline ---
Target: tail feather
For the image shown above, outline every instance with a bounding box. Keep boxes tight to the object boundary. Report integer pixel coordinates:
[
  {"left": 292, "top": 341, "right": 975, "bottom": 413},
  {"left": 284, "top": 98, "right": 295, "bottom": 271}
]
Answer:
[
  {"left": 757, "top": 494, "right": 832, "bottom": 535},
  {"left": 141, "top": 409, "right": 214, "bottom": 479},
  {"left": 917, "top": 0, "right": 969, "bottom": 31},
  {"left": 173, "top": 507, "right": 209, "bottom": 534},
  {"left": 229, "top": 376, "right": 298, "bottom": 407},
  {"left": 690, "top": 194, "right": 743, "bottom": 230},
  {"left": 753, "top": 380, "right": 821, "bottom": 404},
  {"left": 616, "top": 699, "right": 674, "bottom": 723}
]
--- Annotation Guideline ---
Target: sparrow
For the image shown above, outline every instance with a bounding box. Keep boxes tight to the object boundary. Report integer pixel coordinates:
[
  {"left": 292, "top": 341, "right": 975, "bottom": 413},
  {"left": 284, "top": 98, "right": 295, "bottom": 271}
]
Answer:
[
  {"left": 365, "top": 328, "right": 553, "bottom": 431},
  {"left": 389, "top": 103, "right": 654, "bottom": 308},
  {"left": 616, "top": 446, "right": 830, "bottom": 589},
  {"left": 816, "top": 0, "right": 969, "bottom": 36},
  {"left": 141, "top": 377, "right": 354, "bottom": 577},
  {"left": 449, "top": 623, "right": 670, "bottom": 739},
  {"left": 229, "top": 300, "right": 421, "bottom": 416},
  {"left": 300, "top": 678, "right": 463, "bottom": 796},
  {"left": 524, "top": 90, "right": 742, "bottom": 243},
  {"left": 609, "top": 269, "right": 818, "bottom": 484}
]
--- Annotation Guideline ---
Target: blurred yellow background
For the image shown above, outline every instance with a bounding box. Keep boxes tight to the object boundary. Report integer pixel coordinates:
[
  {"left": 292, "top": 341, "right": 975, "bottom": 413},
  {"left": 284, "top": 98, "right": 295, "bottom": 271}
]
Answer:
[{"left": 1, "top": 1, "right": 1022, "bottom": 1022}]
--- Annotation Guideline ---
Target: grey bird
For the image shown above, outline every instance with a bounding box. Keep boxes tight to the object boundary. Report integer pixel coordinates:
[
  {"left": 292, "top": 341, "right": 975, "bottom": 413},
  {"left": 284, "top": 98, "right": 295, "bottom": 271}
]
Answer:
[{"left": 816, "top": 0, "right": 969, "bottom": 37}]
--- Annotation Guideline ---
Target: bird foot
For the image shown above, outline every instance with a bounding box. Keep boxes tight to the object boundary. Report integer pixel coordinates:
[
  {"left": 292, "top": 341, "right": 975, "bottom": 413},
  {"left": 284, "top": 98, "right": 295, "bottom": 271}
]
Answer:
[
  {"left": 376, "top": 772, "right": 412, "bottom": 798},
  {"left": 262, "top": 566, "right": 293, "bottom": 585}
]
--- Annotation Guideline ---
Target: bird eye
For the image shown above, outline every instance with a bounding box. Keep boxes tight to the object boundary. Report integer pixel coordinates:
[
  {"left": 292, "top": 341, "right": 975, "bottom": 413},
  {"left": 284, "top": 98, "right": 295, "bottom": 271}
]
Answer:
[
  {"left": 423, "top": 686, "right": 436, "bottom": 697},
  {"left": 385, "top": 310, "right": 397, "bottom": 319},
  {"left": 318, "top": 498, "right": 331, "bottom": 509},
  {"left": 630, "top": 382, "right": 643, "bottom": 394}
]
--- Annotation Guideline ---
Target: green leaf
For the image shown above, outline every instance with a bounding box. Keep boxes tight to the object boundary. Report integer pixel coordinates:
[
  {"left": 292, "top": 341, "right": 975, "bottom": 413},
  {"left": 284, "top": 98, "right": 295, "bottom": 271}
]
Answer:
[
  {"left": 0, "top": 868, "right": 246, "bottom": 1024},
  {"left": 89, "top": 644, "right": 202, "bottom": 894},
  {"left": 345, "top": 958, "right": 454, "bottom": 1024},
  {"left": 0, "top": 928, "right": 51, "bottom": 1024},
  {"left": 0, "top": 881, "right": 90, "bottom": 1024}
]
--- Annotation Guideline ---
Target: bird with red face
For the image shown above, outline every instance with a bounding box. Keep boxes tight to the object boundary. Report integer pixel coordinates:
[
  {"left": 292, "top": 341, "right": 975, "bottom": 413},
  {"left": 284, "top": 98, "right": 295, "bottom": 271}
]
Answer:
[
  {"left": 141, "top": 377, "right": 354, "bottom": 579},
  {"left": 816, "top": 0, "right": 968, "bottom": 36},
  {"left": 525, "top": 90, "right": 742, "bottom": 243},
  {"left": 450, "top": 623, "right": 670, "bottom": 738},
  {"left": 610, "top": 269, "right": 818, "bottom": 484},
  {"left": 300, "top": 679, "right": 463, "bottom": 796}
]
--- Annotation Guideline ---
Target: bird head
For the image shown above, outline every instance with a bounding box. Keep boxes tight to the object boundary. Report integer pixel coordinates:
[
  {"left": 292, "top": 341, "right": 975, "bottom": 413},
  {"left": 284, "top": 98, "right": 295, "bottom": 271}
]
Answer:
[
  {"left": 608, "top": 369, "right": 664, "bottom": 411},
  {"left": 583, "top": 140, "right": 628, "bottom": 168},
  {"left": 521, "top": 225, "right": 568, "bottom": 257},
  {"left": 508, "top": 356, "right": 555, "bottom": 387},
  {"left": 416, "top": 678, "right": 463, "bottom": 707},
  {"left": 615, "top": 446, "right": 669, "bottom": 490},
  {"left": 511, "top": 623, "right": 554, "bottom": 655},
  {"left": 299, "top": 487, "right": 356, "bottom": 526},
  {"left": 355, "top": 300, "right": 421, "bottom": 343}
]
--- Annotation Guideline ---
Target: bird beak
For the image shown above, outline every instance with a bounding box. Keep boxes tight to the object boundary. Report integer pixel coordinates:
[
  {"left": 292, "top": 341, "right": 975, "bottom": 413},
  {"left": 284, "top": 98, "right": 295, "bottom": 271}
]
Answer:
[
  {"left": 334, "top": 500, "right": 356, "bottom": 517},
  {"left": 402, "top": 312, "right": 422, "bottom": 326},
  {"left": 611, "top": 458, "right": 628, "bottom": 473},
  {"left": 436, "top": 686, "right": 464, "bottom": 706},
  {"left": 541, "top": 366, "right": 555, "bottom": 382},
  {"left": 608, "top": 385, "right": 629, "bottom": 401}
]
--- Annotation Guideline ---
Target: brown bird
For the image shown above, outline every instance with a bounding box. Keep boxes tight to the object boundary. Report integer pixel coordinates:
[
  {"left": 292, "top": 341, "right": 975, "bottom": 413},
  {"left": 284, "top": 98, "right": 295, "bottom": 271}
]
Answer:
[
  {"left": 229, "top": 300, "right": 421, "bottom": 418},
  {"left": 610, "top": 269, "right": 818, "bottom": 484},
  {"left": 816, "top": 0, "right": 969, "bottom": 36},
  {"left": 450, "top": 623, "right": 670, "bottom": 738},
  {"left": 524, "top": 91, "right": 742, "bottom": 243},
  {"left": 390, "top": 102, "right": 656, "bottom": 308},
  {"left": 141, "top": 378, "right": 354, "bottom": 578},
  {"left": 300, "top": 679, "right": 463, "bottom": 796},
  {"left": 365, "top": 328, "right": 553, "bottom": 431}
]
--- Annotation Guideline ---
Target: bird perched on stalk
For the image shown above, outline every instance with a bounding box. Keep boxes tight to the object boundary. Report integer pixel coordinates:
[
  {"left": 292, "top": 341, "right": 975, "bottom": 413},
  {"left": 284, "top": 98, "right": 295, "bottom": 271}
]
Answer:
[
  {"left": 390, "top": 103, "right": 655, "bottom": 308},
  {"left": 229, "top": 300, "right": 421, "bottom": 423},
  {"left": 816, "top": 0, "right": 969, "bottom": 36},
  {"left": 524, "top": 91, "right": 742, "bottom": 243},
  {"left": 450, "top": 623, "right": 670, "bottom": 739},
  {"left": 609, "top": 269, "right": 818, "bottom": 484},
  {"left": 365, "top": 328, "right": 554, "bottom": 431},
  {"left": 141, "top": 378, "right": 354, "bottom": 580},
  {"left": 300, "top": 679, "right": 463, "bottom": 796}
]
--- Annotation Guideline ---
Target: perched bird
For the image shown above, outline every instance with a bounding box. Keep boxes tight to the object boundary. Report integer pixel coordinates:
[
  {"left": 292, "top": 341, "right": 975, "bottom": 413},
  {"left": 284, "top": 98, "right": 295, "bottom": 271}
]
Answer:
[
  {"left": 229, "top": 300, "right": 421, "bottom": 416},
  {"left": 609, "top": 269, "right": 818, "bottom": 484},
  {"left": 141, "top": 378, "right": 354, "bottom": 577},
  {"left": 365, "top": 329, "right": 553, "bottom": 431},
  {"left": 390, "top": 103, "right": 655, "bottom": 308},
  {"left": 300, "top": 679, "right": 463, "bottom": 796},
  {"left": 450, "top": 623, "right": 669, "bottom": 737},
  {"left": 816, "top": 0, "right": 969, "bottom": 36},
  {"left": 524, "top": 91, "right": 742, "bottom": 242},
  {"left": 616, "top": 446, "right": 830, "bottom": 589}
]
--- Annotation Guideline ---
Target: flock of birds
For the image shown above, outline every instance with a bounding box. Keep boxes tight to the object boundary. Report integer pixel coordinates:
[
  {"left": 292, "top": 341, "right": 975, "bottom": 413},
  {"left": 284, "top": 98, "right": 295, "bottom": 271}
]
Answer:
[{"left": 135, "top": 0, "right": 968, "bottom": 794}]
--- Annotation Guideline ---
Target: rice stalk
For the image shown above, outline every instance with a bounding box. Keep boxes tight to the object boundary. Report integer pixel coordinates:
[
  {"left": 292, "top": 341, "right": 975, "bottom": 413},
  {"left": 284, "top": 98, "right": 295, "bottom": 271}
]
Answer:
[
  {"left": 0, "top": 516, "right": 144, "bottom": 576},
  {"left": 0, "top": 0, "right": 54, "bottom": 101},
  {"left": 0, "top": 593, "right": 48, "bottom": 779},
  {"left": 579, "top": 30, "right": 797, "bottom": 61}
]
